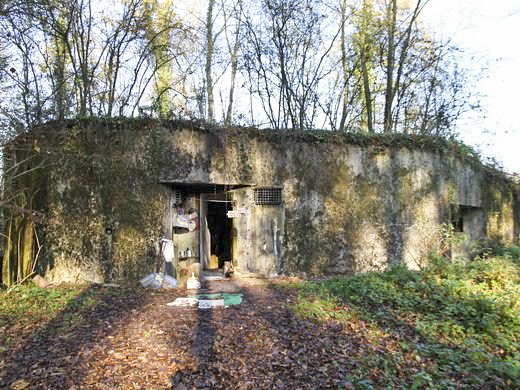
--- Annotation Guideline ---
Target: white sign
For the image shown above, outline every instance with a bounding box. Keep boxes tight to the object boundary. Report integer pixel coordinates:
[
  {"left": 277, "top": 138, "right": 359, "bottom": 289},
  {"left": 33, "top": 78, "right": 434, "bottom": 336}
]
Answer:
[{"left": 227, "top": 208, "right": 247, "bottom": 218}]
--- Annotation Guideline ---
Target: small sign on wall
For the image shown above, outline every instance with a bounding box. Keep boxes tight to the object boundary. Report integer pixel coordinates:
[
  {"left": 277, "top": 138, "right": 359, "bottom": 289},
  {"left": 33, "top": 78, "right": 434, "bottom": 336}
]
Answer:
[
  {"left": 175, "top": 214, "right": 189, "bottom": 228},
  {"left": 227, "top": 207, "right": 247, "bottom": 218}
]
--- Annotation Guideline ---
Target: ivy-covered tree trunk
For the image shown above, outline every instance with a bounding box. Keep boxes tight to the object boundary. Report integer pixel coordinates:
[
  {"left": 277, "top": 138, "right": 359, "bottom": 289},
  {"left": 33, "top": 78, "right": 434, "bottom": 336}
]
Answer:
[
  {"left": 21, "top": 217, "right": 34, "bottom": 279},
  {"left": 205, "top": 0, "right": 215, "bottom": 124},
  {"left": 2, "top": 218, "right": 15, "bottom": 286},
  {"left": 1, "top": 140, "right": 44, "bottom": 286}
]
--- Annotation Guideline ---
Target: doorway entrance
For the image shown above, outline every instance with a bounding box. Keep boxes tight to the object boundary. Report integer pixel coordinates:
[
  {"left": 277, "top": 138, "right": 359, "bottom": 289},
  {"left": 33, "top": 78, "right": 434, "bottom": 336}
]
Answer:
[{"left": 207, "top": 200, "right": 232, "bottom": 269}]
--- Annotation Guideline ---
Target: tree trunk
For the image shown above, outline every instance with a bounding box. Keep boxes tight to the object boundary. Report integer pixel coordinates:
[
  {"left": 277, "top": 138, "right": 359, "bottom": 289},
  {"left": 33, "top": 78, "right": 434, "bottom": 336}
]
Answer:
[
  {"left": 339, "top": 0, "right": 349, "bottom": 132},
  {"left": 2, "top": 218, "right": 14, "bottom": 286},
  {"left": 359, "top": 0, "right": 373, "bottom": 133},
  {"left": 361, "top": 52, "right": 373, "bottom": 133},
  {"left": 206, "top": 0, "right": 215, "bottom": 123},
  {"left": 383, "top": 0, "right": 397, "bottom": 133},
  {"left": 21, "top": 218, "right": 34, "bottom": 278},
  {"left": 224, "top": 0, "right": 242, "bottom": 126}
]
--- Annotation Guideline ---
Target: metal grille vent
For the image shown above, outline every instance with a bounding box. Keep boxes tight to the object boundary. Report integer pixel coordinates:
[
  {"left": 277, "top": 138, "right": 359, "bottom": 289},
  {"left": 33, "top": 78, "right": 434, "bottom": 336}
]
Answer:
[
  {"left": 171, "top": 190, "right": 183, "bottom": 205},
  {"left": 254, "top": 187, "right": 282, "bottom": 205}
]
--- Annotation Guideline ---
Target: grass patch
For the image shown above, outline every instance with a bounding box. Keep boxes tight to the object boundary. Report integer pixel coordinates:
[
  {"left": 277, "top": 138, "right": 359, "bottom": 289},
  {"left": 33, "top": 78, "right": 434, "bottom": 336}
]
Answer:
[
  {"left": 289, "top": 250, "right": 520, "bottom": 388},
  {"left": 0, "top": 285, "right": 85, "bottom": 325},
  {"left": 0, "top": 283, "right": 126, "bottom": 358},
  {"left": 0, "top": 285, "right": 85, "bottom": 355}
]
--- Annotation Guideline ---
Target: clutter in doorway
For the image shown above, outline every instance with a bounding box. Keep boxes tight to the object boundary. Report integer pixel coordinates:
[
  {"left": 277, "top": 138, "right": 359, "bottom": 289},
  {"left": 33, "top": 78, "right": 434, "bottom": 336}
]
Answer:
[{"left": 160, "top": 237, "right": 175, "bottom": 277}]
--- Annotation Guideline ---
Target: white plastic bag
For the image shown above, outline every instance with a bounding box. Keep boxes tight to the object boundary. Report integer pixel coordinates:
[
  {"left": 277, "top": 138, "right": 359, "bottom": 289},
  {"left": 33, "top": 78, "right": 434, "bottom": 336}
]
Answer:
[
  {"left": 160, "top": 238, "right": 174, "bottom": 263},
  {"left": 162, "top": 274, "right": 178, "bottom": 288},
  {"left": 140, "top": 272, "right": 163, "bottom": 288}
]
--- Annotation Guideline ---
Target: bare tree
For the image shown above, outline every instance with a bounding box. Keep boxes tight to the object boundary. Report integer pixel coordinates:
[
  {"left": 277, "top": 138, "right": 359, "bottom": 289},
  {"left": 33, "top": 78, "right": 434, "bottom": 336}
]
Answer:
[
  {"left": 243, "top": 0, "right": 341, "bottom": 130},
  {"left": 382, "top": 0, "right": 426, "bottom": 133},
  {"left": 222, "top": 0, "right": 243, "bottom": 126}
]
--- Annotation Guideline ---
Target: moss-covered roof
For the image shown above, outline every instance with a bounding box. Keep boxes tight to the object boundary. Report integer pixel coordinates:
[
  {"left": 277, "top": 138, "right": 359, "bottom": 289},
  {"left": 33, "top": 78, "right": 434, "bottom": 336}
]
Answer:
[{"left": 11, "top": 117, "right": 519, "bottom": 191}]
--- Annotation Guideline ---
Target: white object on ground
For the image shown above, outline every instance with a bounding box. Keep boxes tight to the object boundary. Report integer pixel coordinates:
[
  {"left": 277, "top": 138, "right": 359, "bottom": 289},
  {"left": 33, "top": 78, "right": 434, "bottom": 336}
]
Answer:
[
  {"left": 140, "top": 272, "right": 177, "bottom": 289},
  {"left": 140, "top": 273, "right": 161, "bottom": 288},
  {"left": 198, "top": 299, "right": 225, "bottom": 309},
  {"left": 187, "top": 272, "right": 201, "bottom": 289},
  {"left": 162, "top": 274, "right": 178, "bottom": 288},
  {"left": 167, "top": 297, "right": 199, "bottom": 307}
]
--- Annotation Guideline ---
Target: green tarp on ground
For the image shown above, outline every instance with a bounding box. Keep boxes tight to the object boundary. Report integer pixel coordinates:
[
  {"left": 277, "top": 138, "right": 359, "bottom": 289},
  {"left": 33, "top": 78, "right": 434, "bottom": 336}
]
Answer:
[{"left": 193, "top": 293, "right": 243, "bottom": 306}]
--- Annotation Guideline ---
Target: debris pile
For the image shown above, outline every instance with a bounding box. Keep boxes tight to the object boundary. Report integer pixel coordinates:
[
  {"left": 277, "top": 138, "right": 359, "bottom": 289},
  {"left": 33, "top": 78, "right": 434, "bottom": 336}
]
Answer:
[{"left": 166, "top": 293, "right": 243, "bottom": 309}]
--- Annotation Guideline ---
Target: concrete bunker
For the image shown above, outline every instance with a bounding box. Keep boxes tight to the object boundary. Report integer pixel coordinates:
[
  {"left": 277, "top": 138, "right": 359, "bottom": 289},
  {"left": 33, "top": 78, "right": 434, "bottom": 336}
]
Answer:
[{"left": 1, "top": 119, "right": 518, "bottom": 286}]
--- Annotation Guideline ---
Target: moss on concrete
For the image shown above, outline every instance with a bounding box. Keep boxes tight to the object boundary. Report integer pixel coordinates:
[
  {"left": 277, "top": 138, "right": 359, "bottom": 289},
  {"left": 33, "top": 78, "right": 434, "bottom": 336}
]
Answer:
[{"left": 3, "top": 119, "right": 518, "bottom": 283}]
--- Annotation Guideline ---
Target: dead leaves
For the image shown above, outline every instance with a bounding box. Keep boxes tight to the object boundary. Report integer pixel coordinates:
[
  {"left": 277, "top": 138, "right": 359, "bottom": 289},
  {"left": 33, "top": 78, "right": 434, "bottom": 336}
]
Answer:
[
  {"left": 1, "top": 282, "right": 387, "bottom": 388},
  {"left": 9, "top": 379, "right": 30, "bottom": 390}
]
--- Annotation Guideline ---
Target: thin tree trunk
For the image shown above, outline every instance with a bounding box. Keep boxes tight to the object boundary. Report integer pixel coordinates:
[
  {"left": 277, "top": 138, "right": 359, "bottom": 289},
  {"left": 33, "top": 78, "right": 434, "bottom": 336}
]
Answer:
[
  {"left": 224, "top": 0, "right": 242, "bottom": 126},
  {"left": 206, "top": 0, "right": 215, "bottom": 123},
  {"left": 55, "top": 37, "right": 67, "bottom": 121},
  {"left": 383, "top": 0, "right": 397, "bottom": 133},
  {"left": 339, "top": 0, "right": 349, "bottom": 132},
  {"left": 225, "top": 38, "right": 239, "bottom": 126},
  {"left": 17, "top": 220, "right": 23, "bottom": 281},
  {"left": 360, "top": 0, "right": 373, "bottom": 133},
  {"left": 2, "top": 218, "right": 14, "bottom": 286},
  {"left": 361, "top": 47, "right": 373, "bottom": 133}
]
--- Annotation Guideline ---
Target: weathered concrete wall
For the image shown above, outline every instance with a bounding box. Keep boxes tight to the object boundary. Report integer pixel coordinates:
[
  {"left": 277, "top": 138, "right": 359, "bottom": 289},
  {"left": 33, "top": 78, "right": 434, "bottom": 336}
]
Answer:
[
  {"left": 16, "top": 120, "right": 519, "bottom": 282},
  {"left": 40, "top": 121, "right": 169, "bottom": 283}
]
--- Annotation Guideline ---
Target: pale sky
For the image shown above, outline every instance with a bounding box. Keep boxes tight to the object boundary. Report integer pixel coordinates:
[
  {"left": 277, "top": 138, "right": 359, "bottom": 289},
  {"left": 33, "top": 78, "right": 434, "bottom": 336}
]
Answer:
[{"left": 422, "top": 0, "right": 520, "bottom": 174}]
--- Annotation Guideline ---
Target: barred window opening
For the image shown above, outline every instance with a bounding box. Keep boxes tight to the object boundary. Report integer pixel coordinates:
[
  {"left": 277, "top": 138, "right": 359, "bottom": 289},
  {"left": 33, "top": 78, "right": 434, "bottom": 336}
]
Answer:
[
  {"left": 171, "top": 190, "right": 183, "bottom": 205},
  {"left": 254, "top": 187, "right": 282, "bottom": 205}
]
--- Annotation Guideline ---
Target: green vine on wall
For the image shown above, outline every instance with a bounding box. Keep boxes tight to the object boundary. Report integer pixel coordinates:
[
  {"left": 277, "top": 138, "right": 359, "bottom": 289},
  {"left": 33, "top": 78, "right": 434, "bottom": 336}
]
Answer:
[{"left": 1, "top": 140, "right": 46, "bottom": 287}]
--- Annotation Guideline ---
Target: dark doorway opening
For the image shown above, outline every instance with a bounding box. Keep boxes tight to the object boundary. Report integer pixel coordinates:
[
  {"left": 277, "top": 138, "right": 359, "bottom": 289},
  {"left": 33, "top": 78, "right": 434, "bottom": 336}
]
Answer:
[{"left": 207, "top": 201, "right": 232, "bottom": 268}]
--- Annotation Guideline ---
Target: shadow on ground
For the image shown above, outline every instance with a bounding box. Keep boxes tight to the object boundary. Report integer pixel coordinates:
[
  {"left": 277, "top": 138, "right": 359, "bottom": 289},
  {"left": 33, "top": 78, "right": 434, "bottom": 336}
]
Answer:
[
  {"left": 170, "top": 277, "right": 372, "bottom": 389},
  {"left": 1, "top": 276, "right": 406, "bottom": 389},
  {"left": 0, "top": 285, "right": 154, "bottom": 389}
]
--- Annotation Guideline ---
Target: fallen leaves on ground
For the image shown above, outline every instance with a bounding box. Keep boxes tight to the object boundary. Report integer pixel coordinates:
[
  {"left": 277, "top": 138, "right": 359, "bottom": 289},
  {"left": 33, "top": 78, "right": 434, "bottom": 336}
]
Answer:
[{"left": 1, "top": 280, "right": 425, "bottom": 389}]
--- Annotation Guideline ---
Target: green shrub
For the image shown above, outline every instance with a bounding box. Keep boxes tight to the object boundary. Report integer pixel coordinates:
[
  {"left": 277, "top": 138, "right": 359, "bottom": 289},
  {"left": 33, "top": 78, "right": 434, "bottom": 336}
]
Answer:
[
  {"left": 290, "top": 255, "right": 520, "bottom": 387},
  {"left": 489, "top": 244, "right": 520, "bottom": 260},
  {"left": 506, "top": 245, "right": 520, "bottom": 260}
]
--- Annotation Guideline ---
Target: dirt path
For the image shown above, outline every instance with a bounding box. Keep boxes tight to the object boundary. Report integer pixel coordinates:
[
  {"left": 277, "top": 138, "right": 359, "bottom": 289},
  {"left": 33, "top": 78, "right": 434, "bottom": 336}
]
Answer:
[{"left": 1, "top": 277, "right": 362, "bottom": 389}]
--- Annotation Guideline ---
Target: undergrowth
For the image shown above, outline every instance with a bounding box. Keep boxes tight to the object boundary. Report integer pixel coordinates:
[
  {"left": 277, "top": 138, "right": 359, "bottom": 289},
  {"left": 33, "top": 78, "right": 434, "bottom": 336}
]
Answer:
[
  {"left": 0, "top": 284, "right": 124, "bottom": 358},
  {"left": 0, "top": 285, "right": 85, "bottom": 324},
  {"left": 290, "top": 247, "right": 520, "bottom": 388}
]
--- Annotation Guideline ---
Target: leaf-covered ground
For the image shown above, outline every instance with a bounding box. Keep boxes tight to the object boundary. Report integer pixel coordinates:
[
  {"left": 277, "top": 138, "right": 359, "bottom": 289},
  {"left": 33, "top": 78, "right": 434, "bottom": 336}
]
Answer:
[
  {"left": 1, "top": 278, "right": 366, "bottom": 389},
  {"left": 1, "top": 253, "right": 519, "bottom": 389}
]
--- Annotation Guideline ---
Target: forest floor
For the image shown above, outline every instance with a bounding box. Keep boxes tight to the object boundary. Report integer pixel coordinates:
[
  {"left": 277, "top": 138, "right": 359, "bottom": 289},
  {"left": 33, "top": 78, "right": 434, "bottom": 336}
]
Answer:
[
  {"left": 1, "top": 276, "right": 363, "bottom": 389},
  {"left": 1, "top": 258, "right": 518, "bottom": 389}
]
